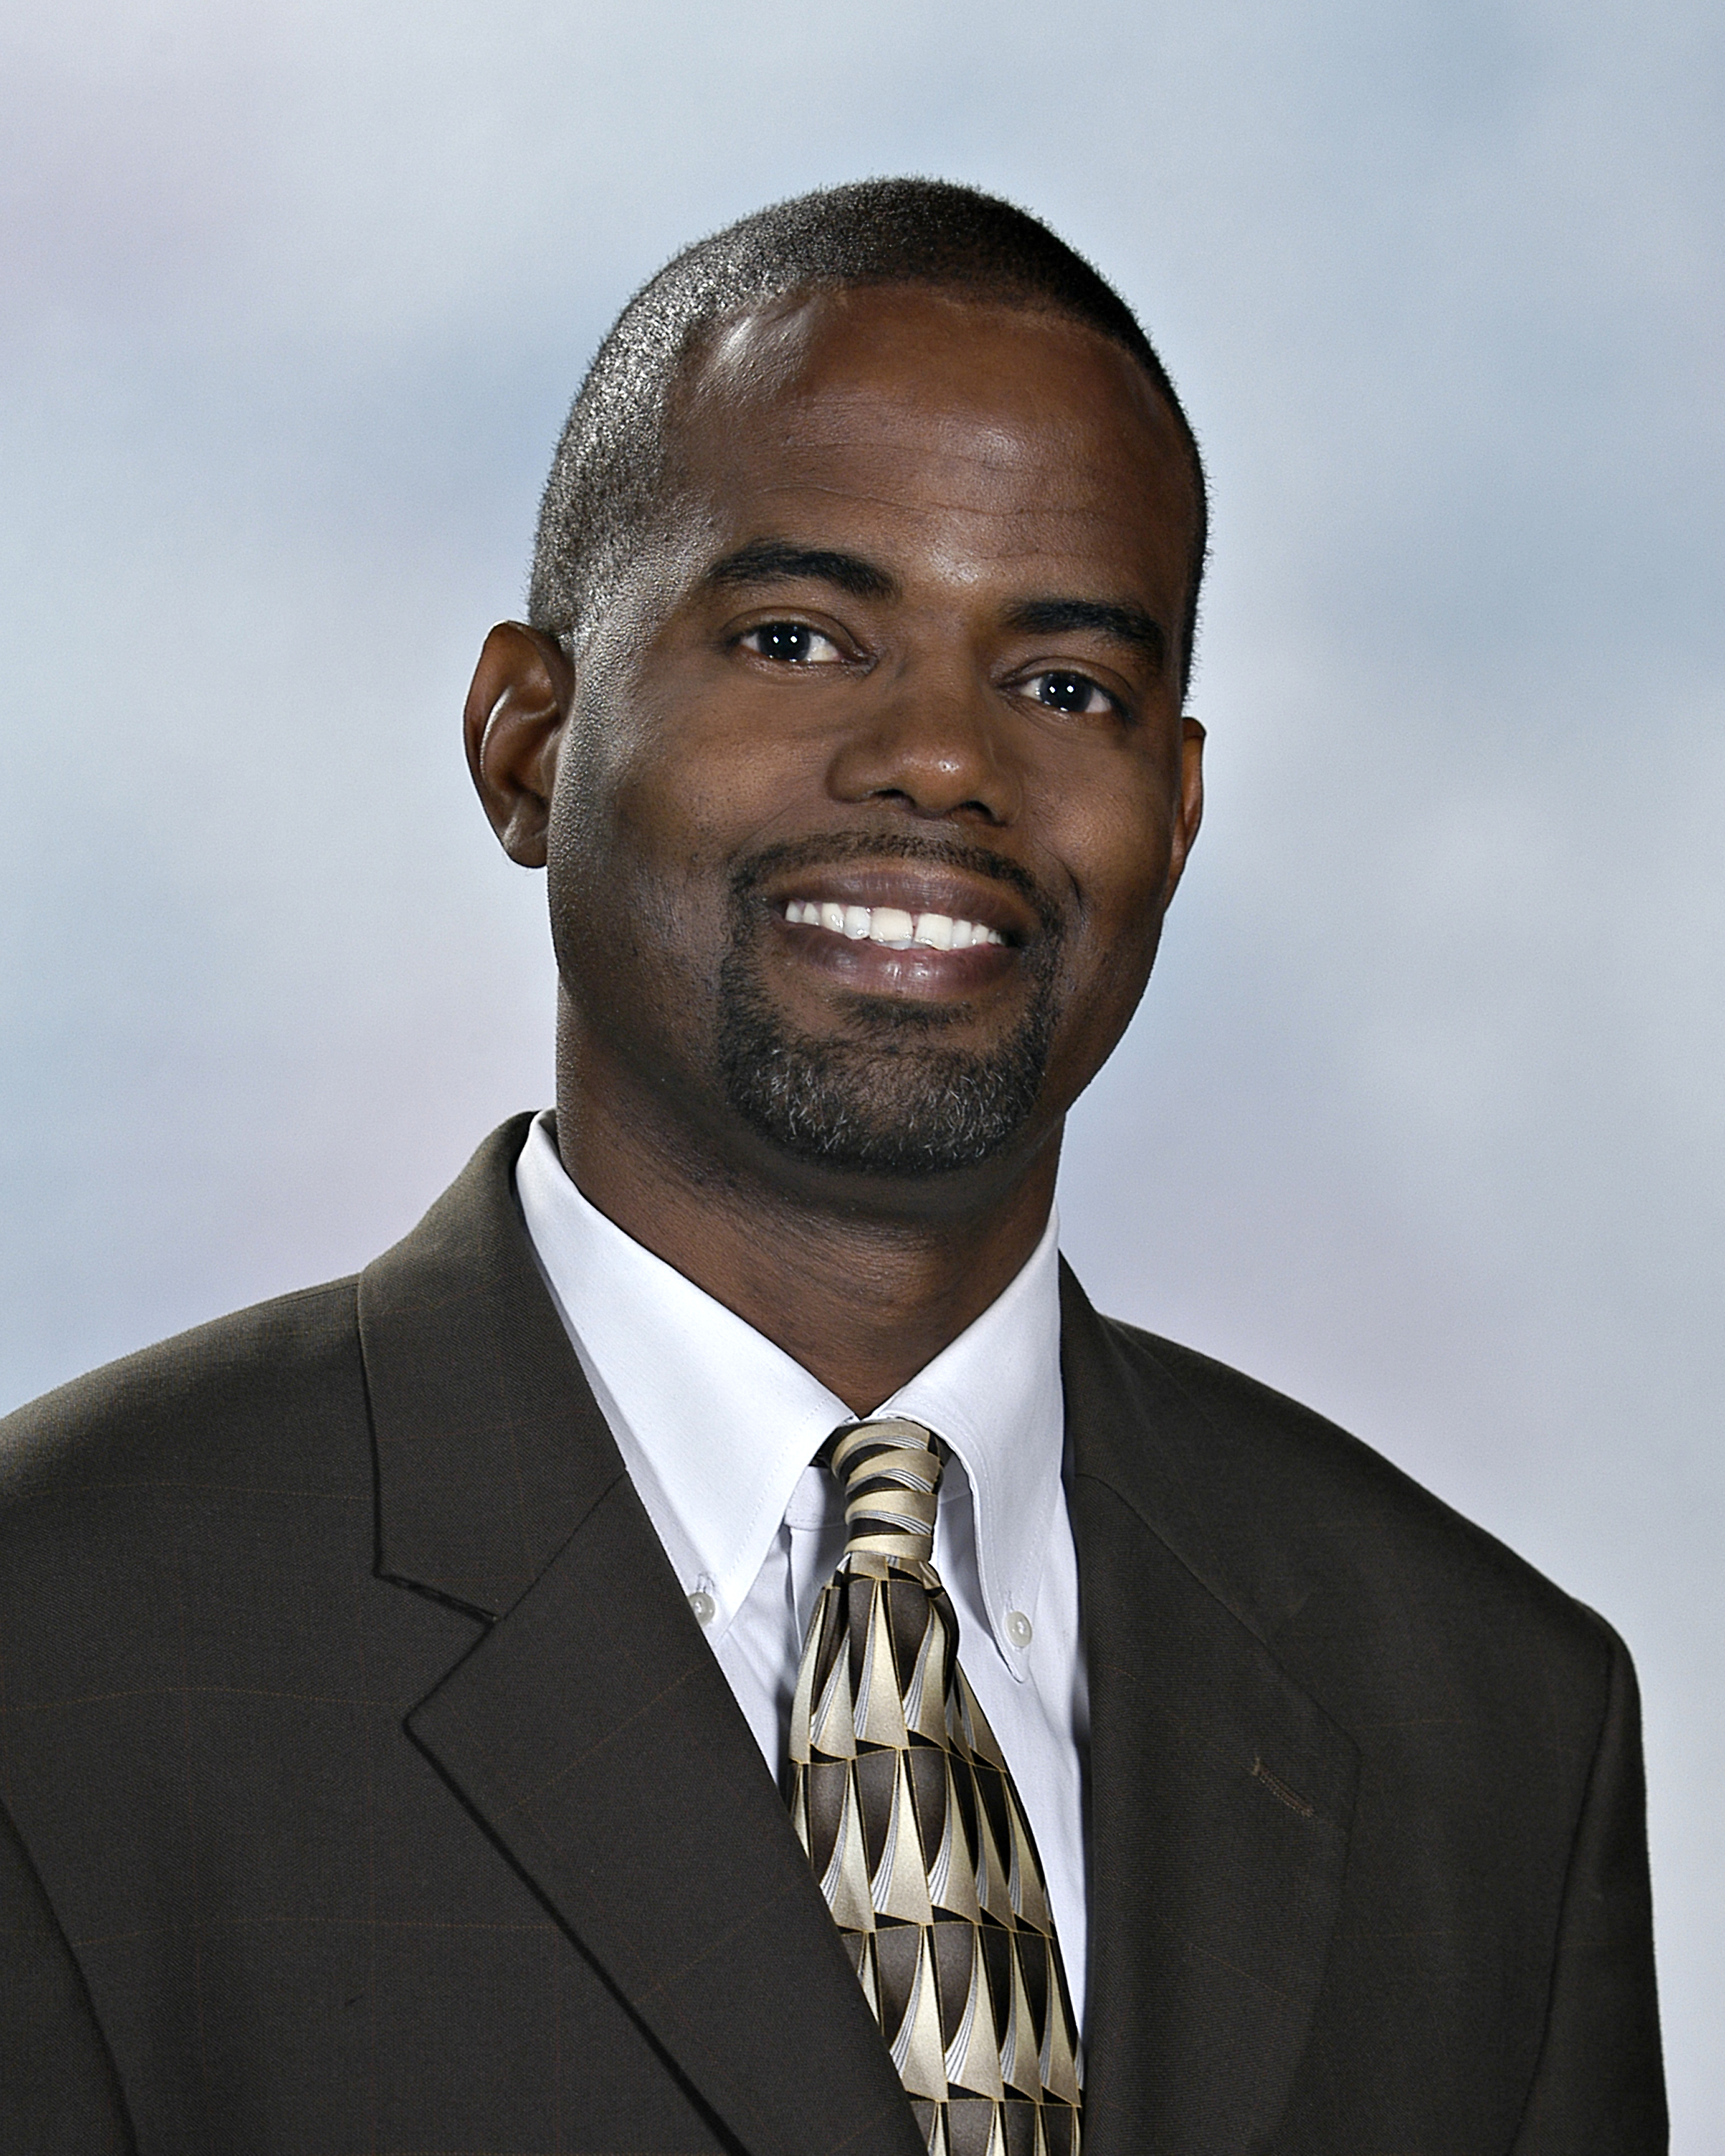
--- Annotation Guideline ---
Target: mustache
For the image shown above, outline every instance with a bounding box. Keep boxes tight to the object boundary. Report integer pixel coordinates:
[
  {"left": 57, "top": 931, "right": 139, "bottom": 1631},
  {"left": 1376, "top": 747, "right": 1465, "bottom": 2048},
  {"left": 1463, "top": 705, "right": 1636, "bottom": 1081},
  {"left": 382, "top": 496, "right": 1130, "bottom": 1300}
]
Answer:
[{"left": 727, "top": 829, "right": 1065, "bottom": 941}]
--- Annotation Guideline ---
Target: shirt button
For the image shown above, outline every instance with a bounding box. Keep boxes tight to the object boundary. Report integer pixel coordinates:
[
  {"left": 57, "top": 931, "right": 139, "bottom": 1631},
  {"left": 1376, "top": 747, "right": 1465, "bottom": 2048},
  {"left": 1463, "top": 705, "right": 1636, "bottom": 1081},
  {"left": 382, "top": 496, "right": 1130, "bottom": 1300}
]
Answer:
[
  {"left": 688, "top": 1590, "right": 717, "bottom": 1626},
  {"left": 1005, "top": 1610, "right": 1034, "bottom": 1649}
]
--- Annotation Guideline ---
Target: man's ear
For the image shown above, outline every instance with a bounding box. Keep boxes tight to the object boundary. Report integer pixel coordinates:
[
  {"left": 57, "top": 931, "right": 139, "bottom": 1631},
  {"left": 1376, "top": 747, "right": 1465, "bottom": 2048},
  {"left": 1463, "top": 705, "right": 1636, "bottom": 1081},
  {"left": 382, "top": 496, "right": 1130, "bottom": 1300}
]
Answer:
[
  {"left": 463, "top": 622, "right": 575, "bottom": 867},
  {"left": 1161, "top": 713, "right": 1206, "bottom": 903}
]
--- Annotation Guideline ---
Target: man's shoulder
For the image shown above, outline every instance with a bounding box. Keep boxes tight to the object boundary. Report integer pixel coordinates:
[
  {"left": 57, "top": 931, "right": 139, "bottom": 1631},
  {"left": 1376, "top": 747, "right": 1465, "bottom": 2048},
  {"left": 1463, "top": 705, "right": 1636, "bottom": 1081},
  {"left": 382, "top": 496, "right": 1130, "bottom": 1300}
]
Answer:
[
  {"left": 1085, "top": 1308, "right": 1621, "bottom": 1690},
  {"left": 0, "top": 1276, "right": 369, "bottom": 1524}
]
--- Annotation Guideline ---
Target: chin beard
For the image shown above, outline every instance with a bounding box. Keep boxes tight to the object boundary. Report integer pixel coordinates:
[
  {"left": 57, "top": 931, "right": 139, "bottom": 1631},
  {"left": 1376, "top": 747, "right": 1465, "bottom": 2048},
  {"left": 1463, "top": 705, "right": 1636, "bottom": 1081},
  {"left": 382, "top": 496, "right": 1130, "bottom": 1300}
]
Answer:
[
  {"left": 714, "top": 832, "right": 1066, "bottom": 1176},
  {"left": 715, "top": 938, "right": 1059, "bottom": 1178}
]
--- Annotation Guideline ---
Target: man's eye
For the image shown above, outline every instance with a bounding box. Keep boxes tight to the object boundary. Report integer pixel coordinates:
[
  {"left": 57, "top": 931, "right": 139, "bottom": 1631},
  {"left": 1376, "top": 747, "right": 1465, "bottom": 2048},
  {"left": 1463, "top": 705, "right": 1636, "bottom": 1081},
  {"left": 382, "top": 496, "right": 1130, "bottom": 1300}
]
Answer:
[
  {"left": 1022, "top": 669, "right": 1117, "bottom": 717},
  {"left": 740, "top": 622, "right": 844, "bottom": 665}
]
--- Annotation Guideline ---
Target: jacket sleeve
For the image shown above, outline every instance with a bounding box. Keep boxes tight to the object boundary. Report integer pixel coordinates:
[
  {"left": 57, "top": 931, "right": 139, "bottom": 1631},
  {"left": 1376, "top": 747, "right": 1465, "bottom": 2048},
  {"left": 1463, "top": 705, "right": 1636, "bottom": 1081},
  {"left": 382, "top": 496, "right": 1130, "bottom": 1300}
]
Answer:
[
  {"left": 1510, "top": 1624, "right": 1668, "bottom": 2152},
  {"left": 0, "top": 1795, "right": 134, "bottom": 2152}
]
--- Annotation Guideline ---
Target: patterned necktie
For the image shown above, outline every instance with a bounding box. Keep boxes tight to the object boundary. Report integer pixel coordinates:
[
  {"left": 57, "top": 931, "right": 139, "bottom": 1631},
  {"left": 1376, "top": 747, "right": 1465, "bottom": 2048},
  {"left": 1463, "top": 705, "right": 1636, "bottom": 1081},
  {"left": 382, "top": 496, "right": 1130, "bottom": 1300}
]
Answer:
[{"left": 787, "top": 1416, "right": 1083, "bottom": 2156}]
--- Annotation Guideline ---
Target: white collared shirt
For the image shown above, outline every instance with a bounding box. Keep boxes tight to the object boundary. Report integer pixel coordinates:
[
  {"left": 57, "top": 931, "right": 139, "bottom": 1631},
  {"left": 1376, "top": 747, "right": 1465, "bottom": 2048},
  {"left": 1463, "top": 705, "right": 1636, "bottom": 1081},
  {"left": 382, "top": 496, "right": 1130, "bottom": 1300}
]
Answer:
[{"left": 514, "top": 1112, "right": 1088, "bottom": 2025}]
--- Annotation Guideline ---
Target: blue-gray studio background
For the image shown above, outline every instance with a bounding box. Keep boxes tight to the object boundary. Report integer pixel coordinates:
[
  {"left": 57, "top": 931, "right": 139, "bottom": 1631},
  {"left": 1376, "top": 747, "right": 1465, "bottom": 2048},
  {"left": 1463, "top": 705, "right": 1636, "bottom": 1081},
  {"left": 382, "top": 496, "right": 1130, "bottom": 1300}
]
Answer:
[{"left": 2, "top": 1, "right": 1719, "bottom": 2134}]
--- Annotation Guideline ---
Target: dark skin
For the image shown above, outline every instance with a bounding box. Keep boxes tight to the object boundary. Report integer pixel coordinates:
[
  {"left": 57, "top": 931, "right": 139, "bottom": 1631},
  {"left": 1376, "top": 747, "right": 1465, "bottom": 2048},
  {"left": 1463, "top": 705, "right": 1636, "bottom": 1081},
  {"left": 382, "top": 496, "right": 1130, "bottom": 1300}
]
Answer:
[{"left": 466, "top": 286, "right": 1205, "bottom": 1412}]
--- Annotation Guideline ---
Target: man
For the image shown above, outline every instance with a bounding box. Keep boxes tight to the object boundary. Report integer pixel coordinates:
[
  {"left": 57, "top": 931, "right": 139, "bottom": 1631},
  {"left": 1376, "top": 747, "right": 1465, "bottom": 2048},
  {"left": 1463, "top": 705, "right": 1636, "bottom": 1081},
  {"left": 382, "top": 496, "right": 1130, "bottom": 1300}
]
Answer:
[{"left": 0, "top": 180, "right": 1663, "bottom": 2154}]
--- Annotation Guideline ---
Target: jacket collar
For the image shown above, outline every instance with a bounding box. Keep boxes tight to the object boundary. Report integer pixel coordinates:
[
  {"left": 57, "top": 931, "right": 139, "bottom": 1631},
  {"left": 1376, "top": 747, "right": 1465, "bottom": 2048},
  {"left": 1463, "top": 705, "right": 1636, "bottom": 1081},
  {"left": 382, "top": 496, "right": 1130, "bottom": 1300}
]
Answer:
[
  {"left": 360, "top": 1114, "right": 614, "bottom": 1620},
  {"left": 1061, "top": 1265, "right": 1358, "bottom": 2156},
  {"left": 360, "top": 1118, "right": 922, "bottom": 2156}
]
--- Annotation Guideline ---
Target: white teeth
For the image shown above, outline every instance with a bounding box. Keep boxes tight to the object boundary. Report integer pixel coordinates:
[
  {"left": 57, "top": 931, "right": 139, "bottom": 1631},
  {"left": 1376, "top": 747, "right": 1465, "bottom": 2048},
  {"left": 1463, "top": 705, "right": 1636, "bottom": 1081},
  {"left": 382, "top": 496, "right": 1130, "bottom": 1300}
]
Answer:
[{"left": 783, "top": 899, "right": 1006, "bottom": 949}]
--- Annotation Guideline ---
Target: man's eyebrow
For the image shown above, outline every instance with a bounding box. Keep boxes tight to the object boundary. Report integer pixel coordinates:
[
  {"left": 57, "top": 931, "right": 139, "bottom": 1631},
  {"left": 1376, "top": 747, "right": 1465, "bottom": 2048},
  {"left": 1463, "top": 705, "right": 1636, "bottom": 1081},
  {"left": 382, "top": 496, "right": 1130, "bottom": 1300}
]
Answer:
[
  {"left": 701, "top": 538, "right": 898, "bottom": 602},
  {"left": 1003, "top": 596, "right": 1169, "bottom": 668}
]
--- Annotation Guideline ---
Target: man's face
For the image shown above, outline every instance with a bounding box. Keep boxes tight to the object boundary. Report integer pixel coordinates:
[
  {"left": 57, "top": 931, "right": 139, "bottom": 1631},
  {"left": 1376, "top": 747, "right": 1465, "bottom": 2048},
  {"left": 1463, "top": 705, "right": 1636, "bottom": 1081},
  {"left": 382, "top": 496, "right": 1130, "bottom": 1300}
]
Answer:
[{"left": 543, "top": 285, "right": 1203, "bottom": 1189}]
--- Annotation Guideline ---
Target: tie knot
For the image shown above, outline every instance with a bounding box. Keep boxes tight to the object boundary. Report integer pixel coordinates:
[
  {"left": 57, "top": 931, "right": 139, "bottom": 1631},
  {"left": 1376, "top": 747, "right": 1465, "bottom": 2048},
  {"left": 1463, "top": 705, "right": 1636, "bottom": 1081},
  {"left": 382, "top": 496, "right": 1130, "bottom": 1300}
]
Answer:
[{"left": 828, "top": 1418, "right": 943, "bottom": 1565}]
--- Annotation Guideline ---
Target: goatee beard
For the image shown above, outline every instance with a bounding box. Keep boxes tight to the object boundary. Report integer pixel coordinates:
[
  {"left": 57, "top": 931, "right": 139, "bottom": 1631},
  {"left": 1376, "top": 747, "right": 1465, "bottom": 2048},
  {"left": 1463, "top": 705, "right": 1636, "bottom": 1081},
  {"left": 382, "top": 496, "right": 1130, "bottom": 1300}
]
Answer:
[{"left": 715, "top": 837, "right": 1062, "bottom": 1176}]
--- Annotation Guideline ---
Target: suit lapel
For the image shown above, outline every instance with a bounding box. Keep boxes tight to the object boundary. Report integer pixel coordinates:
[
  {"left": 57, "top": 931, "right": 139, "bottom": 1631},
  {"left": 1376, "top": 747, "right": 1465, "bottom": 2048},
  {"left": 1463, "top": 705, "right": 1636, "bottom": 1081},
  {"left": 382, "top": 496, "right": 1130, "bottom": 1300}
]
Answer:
[
  {"left": 360, "top": 1120, "right": 921, "bottom": 2156},
  {"left": 1062, "top": 1268, "right": 1358, "bottom": 2156}
]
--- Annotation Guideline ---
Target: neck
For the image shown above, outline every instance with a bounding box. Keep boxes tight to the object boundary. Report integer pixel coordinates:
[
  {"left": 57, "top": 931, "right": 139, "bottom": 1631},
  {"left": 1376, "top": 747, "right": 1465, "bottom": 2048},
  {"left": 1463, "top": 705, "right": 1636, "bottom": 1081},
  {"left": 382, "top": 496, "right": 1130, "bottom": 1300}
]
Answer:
[{"left": 553, "top": 1041, "right": 1062, "bottom": 1418}]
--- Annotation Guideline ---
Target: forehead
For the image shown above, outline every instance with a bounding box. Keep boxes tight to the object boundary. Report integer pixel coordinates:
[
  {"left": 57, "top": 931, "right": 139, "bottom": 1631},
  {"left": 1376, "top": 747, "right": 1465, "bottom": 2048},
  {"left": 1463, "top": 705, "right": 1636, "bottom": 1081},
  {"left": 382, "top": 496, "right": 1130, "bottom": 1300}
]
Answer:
[{"left": 665, "top": 287, "right": 1197, "bottom": 594}]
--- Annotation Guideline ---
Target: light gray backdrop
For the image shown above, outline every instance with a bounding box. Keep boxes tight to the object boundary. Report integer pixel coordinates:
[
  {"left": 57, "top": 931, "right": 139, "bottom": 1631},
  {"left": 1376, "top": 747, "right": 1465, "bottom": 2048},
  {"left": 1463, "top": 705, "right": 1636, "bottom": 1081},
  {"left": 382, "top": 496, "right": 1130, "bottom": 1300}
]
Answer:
[{"left": 3, "top": 0, "right": 1719, "bottom": 2136}]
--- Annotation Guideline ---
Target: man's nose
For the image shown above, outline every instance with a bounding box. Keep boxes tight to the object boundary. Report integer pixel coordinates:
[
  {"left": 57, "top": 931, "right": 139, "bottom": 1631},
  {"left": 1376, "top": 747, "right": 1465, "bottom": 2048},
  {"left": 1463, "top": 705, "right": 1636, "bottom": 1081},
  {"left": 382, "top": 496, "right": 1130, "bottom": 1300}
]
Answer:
[{"left": 824, "top": 655, "right": 1022, "bottom": 826}]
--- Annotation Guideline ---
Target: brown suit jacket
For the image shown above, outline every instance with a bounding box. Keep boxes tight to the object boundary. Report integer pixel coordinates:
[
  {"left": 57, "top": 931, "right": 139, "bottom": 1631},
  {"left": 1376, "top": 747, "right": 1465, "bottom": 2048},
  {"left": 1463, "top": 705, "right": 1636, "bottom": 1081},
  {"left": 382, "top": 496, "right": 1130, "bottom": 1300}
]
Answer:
[{"left": 0, "top": 1117, "right": 1665, "bottom": 2152}]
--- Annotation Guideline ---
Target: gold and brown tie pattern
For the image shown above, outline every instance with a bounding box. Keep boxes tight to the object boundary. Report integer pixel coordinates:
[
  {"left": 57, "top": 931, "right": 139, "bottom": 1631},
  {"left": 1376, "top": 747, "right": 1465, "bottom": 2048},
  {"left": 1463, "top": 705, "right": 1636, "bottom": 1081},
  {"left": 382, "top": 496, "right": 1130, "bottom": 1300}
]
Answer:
[{"left": 788, "top": 1418, "right": 1082, "bottom": 2156}]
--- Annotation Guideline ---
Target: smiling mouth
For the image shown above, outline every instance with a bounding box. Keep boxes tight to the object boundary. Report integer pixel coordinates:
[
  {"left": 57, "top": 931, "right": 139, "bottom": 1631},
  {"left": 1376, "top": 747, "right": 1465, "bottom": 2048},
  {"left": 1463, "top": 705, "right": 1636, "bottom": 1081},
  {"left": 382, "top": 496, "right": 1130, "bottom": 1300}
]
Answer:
[{"left": 781, "top": 898, "right": 1008, "bottom": 951}]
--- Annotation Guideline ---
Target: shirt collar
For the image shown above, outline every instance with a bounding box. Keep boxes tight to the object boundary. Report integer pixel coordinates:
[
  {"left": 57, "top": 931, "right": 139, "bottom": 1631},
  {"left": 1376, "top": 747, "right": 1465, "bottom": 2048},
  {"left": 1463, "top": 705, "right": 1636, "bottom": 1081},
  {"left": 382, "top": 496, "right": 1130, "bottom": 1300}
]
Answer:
[{"left": 514, "top": 1112, "right": 1066, "bottom": 1671}]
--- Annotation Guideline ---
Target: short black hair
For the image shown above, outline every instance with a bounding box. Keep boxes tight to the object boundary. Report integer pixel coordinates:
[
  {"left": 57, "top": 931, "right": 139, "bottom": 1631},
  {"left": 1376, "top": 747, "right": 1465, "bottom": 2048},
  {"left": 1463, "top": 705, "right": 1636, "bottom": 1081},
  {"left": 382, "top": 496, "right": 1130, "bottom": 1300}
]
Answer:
[{"left": 529, "top": 178, "right": 1208, "bottom": 690}]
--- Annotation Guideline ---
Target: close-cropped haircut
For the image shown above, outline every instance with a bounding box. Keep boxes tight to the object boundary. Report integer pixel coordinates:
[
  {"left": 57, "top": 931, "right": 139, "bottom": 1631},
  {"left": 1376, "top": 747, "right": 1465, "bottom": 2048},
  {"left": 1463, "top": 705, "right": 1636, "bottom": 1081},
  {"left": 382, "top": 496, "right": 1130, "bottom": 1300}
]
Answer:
[{"left": 529, "top": 178, "right": 1208, "bottom": 690}]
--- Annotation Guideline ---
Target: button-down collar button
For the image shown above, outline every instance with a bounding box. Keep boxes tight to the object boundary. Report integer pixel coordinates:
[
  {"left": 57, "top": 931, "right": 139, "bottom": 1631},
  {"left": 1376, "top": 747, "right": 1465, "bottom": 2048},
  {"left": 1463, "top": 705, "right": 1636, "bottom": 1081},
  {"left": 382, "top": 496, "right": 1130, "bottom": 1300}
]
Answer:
[
  {"left": 688, "top": 1590, "right": 717, "bottom": 1626},
  {"left": 1005, "top": 1609, "right": 1033, "bottom": 1649}
]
